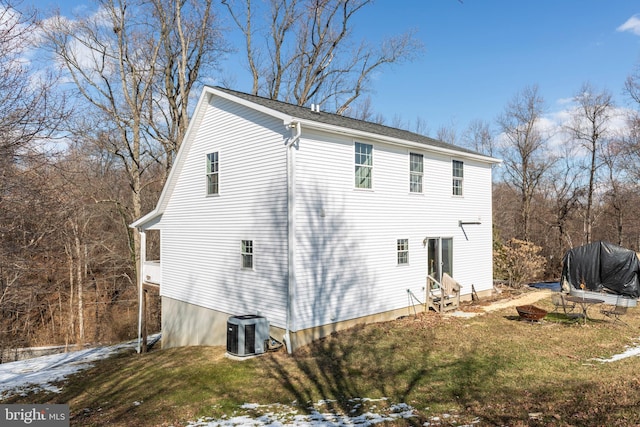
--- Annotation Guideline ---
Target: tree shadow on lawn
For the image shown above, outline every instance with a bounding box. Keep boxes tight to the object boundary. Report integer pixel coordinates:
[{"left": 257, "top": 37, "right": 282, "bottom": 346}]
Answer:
[
  {"left": 261, "top": 316, "right": 510, "bottom": 425},
  {"left": 262, "top": 324, "right": 428, "bottom": 424},
  {"left": 262, "top": 312, "right": 640, "bottom": 427}
]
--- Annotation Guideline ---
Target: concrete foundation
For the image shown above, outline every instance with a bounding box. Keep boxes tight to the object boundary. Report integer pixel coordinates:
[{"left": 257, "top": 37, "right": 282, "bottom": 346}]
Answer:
[{"left": 161, "top": 289, "right": 493, "bottom": 352}]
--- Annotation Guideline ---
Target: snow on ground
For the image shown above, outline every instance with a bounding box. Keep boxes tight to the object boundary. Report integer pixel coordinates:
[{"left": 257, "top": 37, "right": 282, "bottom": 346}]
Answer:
[
  {"left": 1, "top": 333, "right": 639, "bottom": 426},
  {"left": 183, "top": 400, "right": 422, "bottom": 427},
  {"left": 592, "top": 340, "right": 640, "bottom": 363},
  {"left": 0, "top": 336, "right": 158, "bottom": 399}
]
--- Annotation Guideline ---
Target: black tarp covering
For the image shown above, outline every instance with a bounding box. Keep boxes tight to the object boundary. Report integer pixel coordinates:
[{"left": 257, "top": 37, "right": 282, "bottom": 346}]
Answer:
[{"left": 561, "top": 241, "right": 640, "bottom": 298}]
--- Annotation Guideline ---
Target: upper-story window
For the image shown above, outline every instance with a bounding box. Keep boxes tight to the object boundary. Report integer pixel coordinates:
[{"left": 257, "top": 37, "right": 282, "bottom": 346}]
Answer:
[
  {"left": 409, "top": 153, "right": 423, "bottom": 193},
  {"left": 452, "top": 160, "right": 463, "bottom": 196},
  {"left": 206, "top": 152, "right": 219, "bottom": 195},
  {"left": 354, "top": 142, "right": 373, "bottom": 189}
]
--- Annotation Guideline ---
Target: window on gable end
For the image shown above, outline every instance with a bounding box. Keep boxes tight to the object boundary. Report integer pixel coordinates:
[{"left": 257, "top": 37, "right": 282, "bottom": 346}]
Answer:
[
  {"left": 206, "top": 152, "right": 219, "bottom": 195},
  {"left": 410, "top": 153, "right": 423, "bottom": 193}
]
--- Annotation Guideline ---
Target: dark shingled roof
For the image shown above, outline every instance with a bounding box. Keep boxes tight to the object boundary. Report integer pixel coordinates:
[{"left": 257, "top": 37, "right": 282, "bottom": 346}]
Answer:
[{"left": 212, "top": 86, "right": 489, "bottom": 158}]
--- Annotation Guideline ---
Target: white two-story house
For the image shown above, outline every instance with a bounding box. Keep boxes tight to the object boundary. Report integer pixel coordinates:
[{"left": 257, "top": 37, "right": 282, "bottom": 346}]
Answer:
[{"left": 130, "top": 86, "right": 501, "bottom": 352}]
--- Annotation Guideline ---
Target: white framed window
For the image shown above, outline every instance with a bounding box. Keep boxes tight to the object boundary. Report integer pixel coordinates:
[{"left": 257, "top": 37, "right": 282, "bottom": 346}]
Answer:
[
  {"left": 452, "top": 160, "right": 463, "bottom": 196},
  {"left": 241, "top": 240, "right": 253, "bottom": 269},
  {"left": 409, "top": 153, "right": 423, "bottom": 193},
  {"left": 354, "top": 142, "right": 373, "bottom": 189},
  {"left": 206, "top": 152, "right": 219, "bottom": 195},
  {"left": 397, "top": 239, "right": 409, "bottom": 265}
]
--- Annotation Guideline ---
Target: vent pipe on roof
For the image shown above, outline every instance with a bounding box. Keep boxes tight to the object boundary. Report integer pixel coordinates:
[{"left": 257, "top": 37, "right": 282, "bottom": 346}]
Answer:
[{"left": 310, "top": 103, "right": 315, "bottom": 112}]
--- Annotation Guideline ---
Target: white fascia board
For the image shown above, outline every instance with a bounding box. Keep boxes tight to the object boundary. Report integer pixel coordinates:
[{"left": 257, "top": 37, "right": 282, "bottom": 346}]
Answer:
[
  {"left": 206, "top": 87, "right": 292, "bottom": 123},
  {"left": 292, "top": 117, "right": 502, "bottom": 165},
  {"left": 130, "top": 210, "right": 161, "bottom": 229}
]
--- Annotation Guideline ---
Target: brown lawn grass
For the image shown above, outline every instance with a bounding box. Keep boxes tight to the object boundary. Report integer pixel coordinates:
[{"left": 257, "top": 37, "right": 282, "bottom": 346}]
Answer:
[{"left": 3, "top": 289, "right": 640, "bottom": 426}]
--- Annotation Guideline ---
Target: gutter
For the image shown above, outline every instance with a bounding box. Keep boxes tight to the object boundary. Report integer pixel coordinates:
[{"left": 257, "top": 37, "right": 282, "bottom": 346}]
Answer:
[{"left": 284, "top": 121, "right": 301, "bottom": 354}]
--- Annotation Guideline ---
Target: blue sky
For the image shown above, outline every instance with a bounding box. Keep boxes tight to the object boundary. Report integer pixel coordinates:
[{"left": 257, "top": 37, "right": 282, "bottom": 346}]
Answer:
[
  {"left": 31, "top": 0, "right": 640, "bottom": 136},
  {"left": 353, "top": 0, "right": 640, "bottom": 134}
]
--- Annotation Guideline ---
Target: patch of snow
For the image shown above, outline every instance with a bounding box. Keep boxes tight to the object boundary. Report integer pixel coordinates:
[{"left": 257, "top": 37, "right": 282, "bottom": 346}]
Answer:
[
  {"left": 593, "top": 341, "right": 640, "bottom": 363},
  {"left": 184, "top": 400, "right": 416, "bottom": 427},
  {"left": 0, "top": 334, "right": 159, "bottom": 399},
  {"left": 241, "top": 403, "right": 260, "bottom": 410}
]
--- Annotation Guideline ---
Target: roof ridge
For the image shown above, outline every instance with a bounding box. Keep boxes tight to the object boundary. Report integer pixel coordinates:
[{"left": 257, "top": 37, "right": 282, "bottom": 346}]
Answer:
[{"left": 211, "top": 85, "right": 440, "bottom": 140}]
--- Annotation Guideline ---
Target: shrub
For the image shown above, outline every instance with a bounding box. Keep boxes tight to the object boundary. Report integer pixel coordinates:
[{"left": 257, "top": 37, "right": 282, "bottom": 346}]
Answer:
[{"left": 494, "top": 238, "right": 546, "bottom": 288}]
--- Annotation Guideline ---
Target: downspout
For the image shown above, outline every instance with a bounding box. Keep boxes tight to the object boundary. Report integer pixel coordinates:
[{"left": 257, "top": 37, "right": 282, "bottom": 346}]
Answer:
[
  {"left": 137, "top": 229, "right": 146, "bottom": 353},
  {"left": 284, "top": 121, "right": 301, "bottom": 354}
]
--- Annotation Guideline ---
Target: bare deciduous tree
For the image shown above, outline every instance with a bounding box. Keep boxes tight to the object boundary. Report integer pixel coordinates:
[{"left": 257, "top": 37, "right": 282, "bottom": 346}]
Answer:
[
  {"left": 0, "top": 1, "right": 66, "bottom": 169},
  {"left": 42, "top": 0, "right": 225, "bottom": 311},
  {"left": 599, "top": 136, "right": 630, "bottom": 246},
  {"left": 624, "top": 62, "right": 640, "bottom": 107},
  {"left": 0, "top": 0, "right": 67, "bottom": 356},
  {"left": 462, "top": 119, "right": 494, "bottom": 156},
  {"left": 622, "top": 64, "right": 640, "bottom": 183},
  {"left": 147, "top": 0, "right": 227, "bottom": 176},
  {"left": 43, "top": 1, "right": 162, "bottom": 273},
  {"left": 565, "top": 82, "right": 615, "bottom": 244},
  {"left": 436, "top": 120, "right": 458, "bottom": 146},
  {"left": 222, "top": 0, "right": 422, "bottom": 113},
  {"left": 497, "top": 85, "right": 554, "bottom": 242},
  {"left": 537, "top": 143, "right": 585, "bottom": 272}
]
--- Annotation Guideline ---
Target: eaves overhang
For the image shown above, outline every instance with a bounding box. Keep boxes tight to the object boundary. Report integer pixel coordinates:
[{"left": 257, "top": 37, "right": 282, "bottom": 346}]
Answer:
[{"left": 287, "top": 116, "right": 502, "bottom": 165}]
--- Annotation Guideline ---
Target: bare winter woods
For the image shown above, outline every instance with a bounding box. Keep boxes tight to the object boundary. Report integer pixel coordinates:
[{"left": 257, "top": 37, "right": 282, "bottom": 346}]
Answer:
[{"left": 1, "top": 0, "right": 640, "bottom": 356}]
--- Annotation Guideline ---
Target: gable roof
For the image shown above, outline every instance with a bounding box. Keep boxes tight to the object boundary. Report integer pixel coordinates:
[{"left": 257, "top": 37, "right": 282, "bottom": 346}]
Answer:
[
  {"left": 131, "top": 86, "right": 500, "bottom": 229},
  {"left": 212, "top": 86, "right": 495, "bottom": 159}
]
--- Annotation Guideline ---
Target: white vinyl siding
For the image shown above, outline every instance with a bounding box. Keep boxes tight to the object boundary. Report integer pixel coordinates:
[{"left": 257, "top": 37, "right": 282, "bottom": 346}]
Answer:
[
  {"left": 293, "top": 127, "right": 494, "bottom": 330},
  {"left": 159, "top": 96, "right": 288, "bottom": 327}
]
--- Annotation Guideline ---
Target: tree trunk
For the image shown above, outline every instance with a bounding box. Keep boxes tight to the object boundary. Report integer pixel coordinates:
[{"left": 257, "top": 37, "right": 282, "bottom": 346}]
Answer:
[{"left": 75, "top": 233, "right": 84, "bottom": 344}]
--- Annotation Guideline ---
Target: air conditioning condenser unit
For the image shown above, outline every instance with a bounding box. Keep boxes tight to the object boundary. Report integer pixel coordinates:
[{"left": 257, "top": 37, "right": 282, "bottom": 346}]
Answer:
[{"left": 226, "top": 314, "right": 270, "bottom": 357}]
